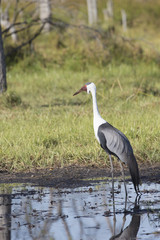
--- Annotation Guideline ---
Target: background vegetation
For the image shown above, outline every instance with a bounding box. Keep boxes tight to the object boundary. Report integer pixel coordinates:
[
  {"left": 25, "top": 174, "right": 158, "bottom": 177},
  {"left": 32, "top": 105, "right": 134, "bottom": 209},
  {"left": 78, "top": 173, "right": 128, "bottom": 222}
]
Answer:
[{"left": 0, "top": 0, "right": 160, "bottom": 172}]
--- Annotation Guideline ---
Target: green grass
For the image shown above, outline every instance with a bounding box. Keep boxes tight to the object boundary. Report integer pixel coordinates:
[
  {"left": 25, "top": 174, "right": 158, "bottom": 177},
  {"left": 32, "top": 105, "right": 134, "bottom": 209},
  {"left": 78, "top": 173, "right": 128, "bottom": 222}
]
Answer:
[
  {"left": 0, "top": 61, "right": 159, "bottom": 172},
  {"left": 1, "top": 0, "right": 160, "bottom": 172}
]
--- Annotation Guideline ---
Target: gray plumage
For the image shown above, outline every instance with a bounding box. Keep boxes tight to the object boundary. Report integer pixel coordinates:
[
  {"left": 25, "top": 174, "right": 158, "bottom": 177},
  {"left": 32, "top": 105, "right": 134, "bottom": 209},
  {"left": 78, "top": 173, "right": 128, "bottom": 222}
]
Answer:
[{"left": 98, "top": 122, "right": 140, "bottom": 193}]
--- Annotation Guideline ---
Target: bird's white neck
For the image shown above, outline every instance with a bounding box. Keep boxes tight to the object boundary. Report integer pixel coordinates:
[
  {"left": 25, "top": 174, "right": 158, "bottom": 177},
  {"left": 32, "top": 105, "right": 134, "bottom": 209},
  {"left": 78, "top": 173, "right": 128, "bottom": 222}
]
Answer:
[
  {"left": 90, "top": 89, "right": 106, "bottom": 142},
  {"left": 91, "top": 89, "right": 100, "bottom": 118}
]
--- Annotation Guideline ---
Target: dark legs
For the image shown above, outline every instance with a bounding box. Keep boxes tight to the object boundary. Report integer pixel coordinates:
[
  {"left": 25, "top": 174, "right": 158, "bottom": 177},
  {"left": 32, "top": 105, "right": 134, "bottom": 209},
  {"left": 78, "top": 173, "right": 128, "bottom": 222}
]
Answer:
[
  {"left": 109, "top": 155, "right": 127, "bottom": 197},
  {"left": 109, "top": 154, "right": 114, "bottom": 195},
  {"left": 108, "top": 154, "right": 128, "bottom": 202},
  {"left": 109, "top": 154, "right": 116, "bottom": 220},
  {"left": 119, "top": 161, "right": 128, "bottom": 198}
]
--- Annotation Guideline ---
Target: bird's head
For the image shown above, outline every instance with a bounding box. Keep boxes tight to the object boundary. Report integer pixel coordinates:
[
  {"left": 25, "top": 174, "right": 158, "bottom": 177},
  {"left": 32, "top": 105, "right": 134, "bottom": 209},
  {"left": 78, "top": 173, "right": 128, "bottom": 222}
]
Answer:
[{"left": 73, "top": 82, "right": 96, "bottom": 96}]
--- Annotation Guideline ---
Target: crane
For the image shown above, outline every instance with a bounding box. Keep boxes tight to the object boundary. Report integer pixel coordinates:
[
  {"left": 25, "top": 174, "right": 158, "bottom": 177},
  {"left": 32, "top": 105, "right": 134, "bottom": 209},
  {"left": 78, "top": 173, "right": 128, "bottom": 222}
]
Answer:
[{"left": 73, "top": 82, "right": 140, "bottom": 195}]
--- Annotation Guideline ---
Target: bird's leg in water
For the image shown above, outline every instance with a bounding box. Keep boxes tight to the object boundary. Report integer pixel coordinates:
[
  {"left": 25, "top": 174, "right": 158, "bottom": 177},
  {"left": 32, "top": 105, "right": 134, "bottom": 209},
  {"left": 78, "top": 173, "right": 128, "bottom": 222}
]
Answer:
[
  {"left": 109, "top": 154, "right": 116, "bottom": 223},
  {"left": 119, "top": 161, "right": 128, "bottom": 198},
  {"left": 109, "top": 154, "right": 114, "bottom": 194},
  {"left": 121, "top": 192, "right": 127, "bottom": 231}
]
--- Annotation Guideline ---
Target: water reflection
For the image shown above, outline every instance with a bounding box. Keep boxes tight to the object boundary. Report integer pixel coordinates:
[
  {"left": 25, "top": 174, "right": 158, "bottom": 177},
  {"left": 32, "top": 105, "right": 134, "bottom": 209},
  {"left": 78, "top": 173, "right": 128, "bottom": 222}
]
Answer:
[
  {"left": 0, "top": 192, "right": 11, "bottom": 239},
  {"left": 110, "top": 197, "right": 141, "bottom": 239},
  {"left": 0, "top": 181, "right": 159, "bottom": 240}
]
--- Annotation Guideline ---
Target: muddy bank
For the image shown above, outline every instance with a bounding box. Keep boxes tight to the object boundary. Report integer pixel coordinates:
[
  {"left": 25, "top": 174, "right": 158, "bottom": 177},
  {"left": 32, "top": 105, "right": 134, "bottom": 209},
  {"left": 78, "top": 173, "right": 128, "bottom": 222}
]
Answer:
[{"left": 0, "top": 163, "right": 159, "bottom": 188}]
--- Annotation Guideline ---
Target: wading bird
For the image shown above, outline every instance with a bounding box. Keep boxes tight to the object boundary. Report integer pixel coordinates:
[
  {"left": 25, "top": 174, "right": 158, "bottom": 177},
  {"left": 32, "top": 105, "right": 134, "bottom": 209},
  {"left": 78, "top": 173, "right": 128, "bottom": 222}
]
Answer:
[{"left": 73, "top": 82, "right": 140, "bottom": 195}]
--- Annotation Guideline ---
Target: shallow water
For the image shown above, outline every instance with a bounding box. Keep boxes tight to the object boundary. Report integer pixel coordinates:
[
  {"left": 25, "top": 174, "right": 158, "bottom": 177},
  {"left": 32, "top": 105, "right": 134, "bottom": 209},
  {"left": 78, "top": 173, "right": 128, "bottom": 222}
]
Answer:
[{"left": 0, "top": 180, "right": 159, "bottom": 240}]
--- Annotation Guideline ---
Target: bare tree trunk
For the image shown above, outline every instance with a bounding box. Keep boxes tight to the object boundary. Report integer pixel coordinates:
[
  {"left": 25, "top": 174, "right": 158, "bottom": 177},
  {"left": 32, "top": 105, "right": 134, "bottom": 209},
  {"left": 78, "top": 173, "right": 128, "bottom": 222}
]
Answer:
[
  {"left": 121, "top": 9, "right": 127, "bottom": 32},
  {"left": 103, "top": 0, "right": 113, "bottom": 21},
  {"left": 86, "top": 0, "right": 98, "bottom": 25},
  {"left": 39, "top": 0, "right": 51, "bottom": 32},
  {"left": 0, "top": 25, "right": 7, "bottom": 93}
]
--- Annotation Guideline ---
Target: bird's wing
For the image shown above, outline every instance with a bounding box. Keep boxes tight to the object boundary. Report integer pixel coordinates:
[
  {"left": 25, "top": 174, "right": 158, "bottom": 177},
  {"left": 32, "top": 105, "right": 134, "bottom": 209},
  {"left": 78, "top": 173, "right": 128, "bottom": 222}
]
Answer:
[
  {"left": 98, "top": 123, "right": 140, "bottom": 191},
  {"left": 98, "top": 122, "right": 133, "bottom": 160}
]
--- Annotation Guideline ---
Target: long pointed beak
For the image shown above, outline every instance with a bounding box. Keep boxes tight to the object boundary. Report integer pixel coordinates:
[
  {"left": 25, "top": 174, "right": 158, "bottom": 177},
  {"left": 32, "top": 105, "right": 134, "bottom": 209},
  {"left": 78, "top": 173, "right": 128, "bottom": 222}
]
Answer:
[
  {"left": 73, "top": 85, "right": 87, "bottom": 96},
  {"left": 73, "top": 89, "right": 82, "bottom": 96}
]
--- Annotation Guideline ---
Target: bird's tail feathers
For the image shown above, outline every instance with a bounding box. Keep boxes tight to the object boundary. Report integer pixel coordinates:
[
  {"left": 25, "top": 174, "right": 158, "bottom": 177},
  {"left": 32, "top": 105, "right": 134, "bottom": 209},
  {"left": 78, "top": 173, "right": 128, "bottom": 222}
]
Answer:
[{"left": 127, "top": 154, "right": 140, "bottom": 194}]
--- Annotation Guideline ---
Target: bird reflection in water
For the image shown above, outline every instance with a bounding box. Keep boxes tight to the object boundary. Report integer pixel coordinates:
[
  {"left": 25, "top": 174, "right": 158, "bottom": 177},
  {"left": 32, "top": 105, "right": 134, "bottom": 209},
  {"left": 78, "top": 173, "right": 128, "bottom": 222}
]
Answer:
[{"left": 108, "top": 196, "right": 141, "bottom": 240}]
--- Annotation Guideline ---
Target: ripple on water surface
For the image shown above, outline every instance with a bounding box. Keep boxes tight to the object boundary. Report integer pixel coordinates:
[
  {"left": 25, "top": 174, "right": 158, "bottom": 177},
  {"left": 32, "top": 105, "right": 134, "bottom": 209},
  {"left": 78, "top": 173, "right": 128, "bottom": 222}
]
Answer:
[{"left": 0, "top": 180, "right": 159, "bottom": 240}]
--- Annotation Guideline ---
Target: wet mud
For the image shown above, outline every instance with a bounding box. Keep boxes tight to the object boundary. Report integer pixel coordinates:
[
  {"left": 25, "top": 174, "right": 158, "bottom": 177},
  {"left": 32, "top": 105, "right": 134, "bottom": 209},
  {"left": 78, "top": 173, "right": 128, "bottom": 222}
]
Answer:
[
  {"left": 0, "top": 163, "right": 159, "bottom": 188},
  {"left": 0, "top": 164, "right": 159, "bottom": 239}
]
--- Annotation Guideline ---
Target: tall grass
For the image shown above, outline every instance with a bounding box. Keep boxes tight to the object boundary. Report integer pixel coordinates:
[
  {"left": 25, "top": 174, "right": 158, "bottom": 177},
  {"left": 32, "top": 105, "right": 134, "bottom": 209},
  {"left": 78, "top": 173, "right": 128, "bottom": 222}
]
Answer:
[
  {"left": 0, "top": 61, "right": 159, "bottom": 171},
  {"left": 1, "top": 0, "right": 160, "bottom": 171}
]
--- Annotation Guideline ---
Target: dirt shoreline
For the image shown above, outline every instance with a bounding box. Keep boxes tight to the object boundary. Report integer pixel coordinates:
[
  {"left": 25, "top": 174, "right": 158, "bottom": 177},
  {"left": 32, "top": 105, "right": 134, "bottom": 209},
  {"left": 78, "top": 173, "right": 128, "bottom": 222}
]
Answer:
[{"left": 0, "top": 163, "right": 159, "bottom": 188}]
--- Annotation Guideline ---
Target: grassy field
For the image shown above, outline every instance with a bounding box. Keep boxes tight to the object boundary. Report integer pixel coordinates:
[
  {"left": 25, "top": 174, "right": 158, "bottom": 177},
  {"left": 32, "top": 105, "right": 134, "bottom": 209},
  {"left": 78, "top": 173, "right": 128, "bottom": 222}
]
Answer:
[
  {"left": 0, "top": 60, "right": 159, "bottom": 172},
  {"left": 1, "top": 0, "right": 160, "bottom": 172}
]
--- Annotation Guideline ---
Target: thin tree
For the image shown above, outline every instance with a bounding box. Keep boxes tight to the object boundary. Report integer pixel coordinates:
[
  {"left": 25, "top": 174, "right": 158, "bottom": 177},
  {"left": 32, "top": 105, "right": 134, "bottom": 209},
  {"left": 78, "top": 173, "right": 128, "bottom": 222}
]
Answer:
[
  {"left": 0, "top": 25, "right": 7, "bottom": 93},
  {"left": 39, "top": 0, "right": 51, "bottom": 32},
  {"left": 86, "top": 0, "right": 98, "bottom": 25}
]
